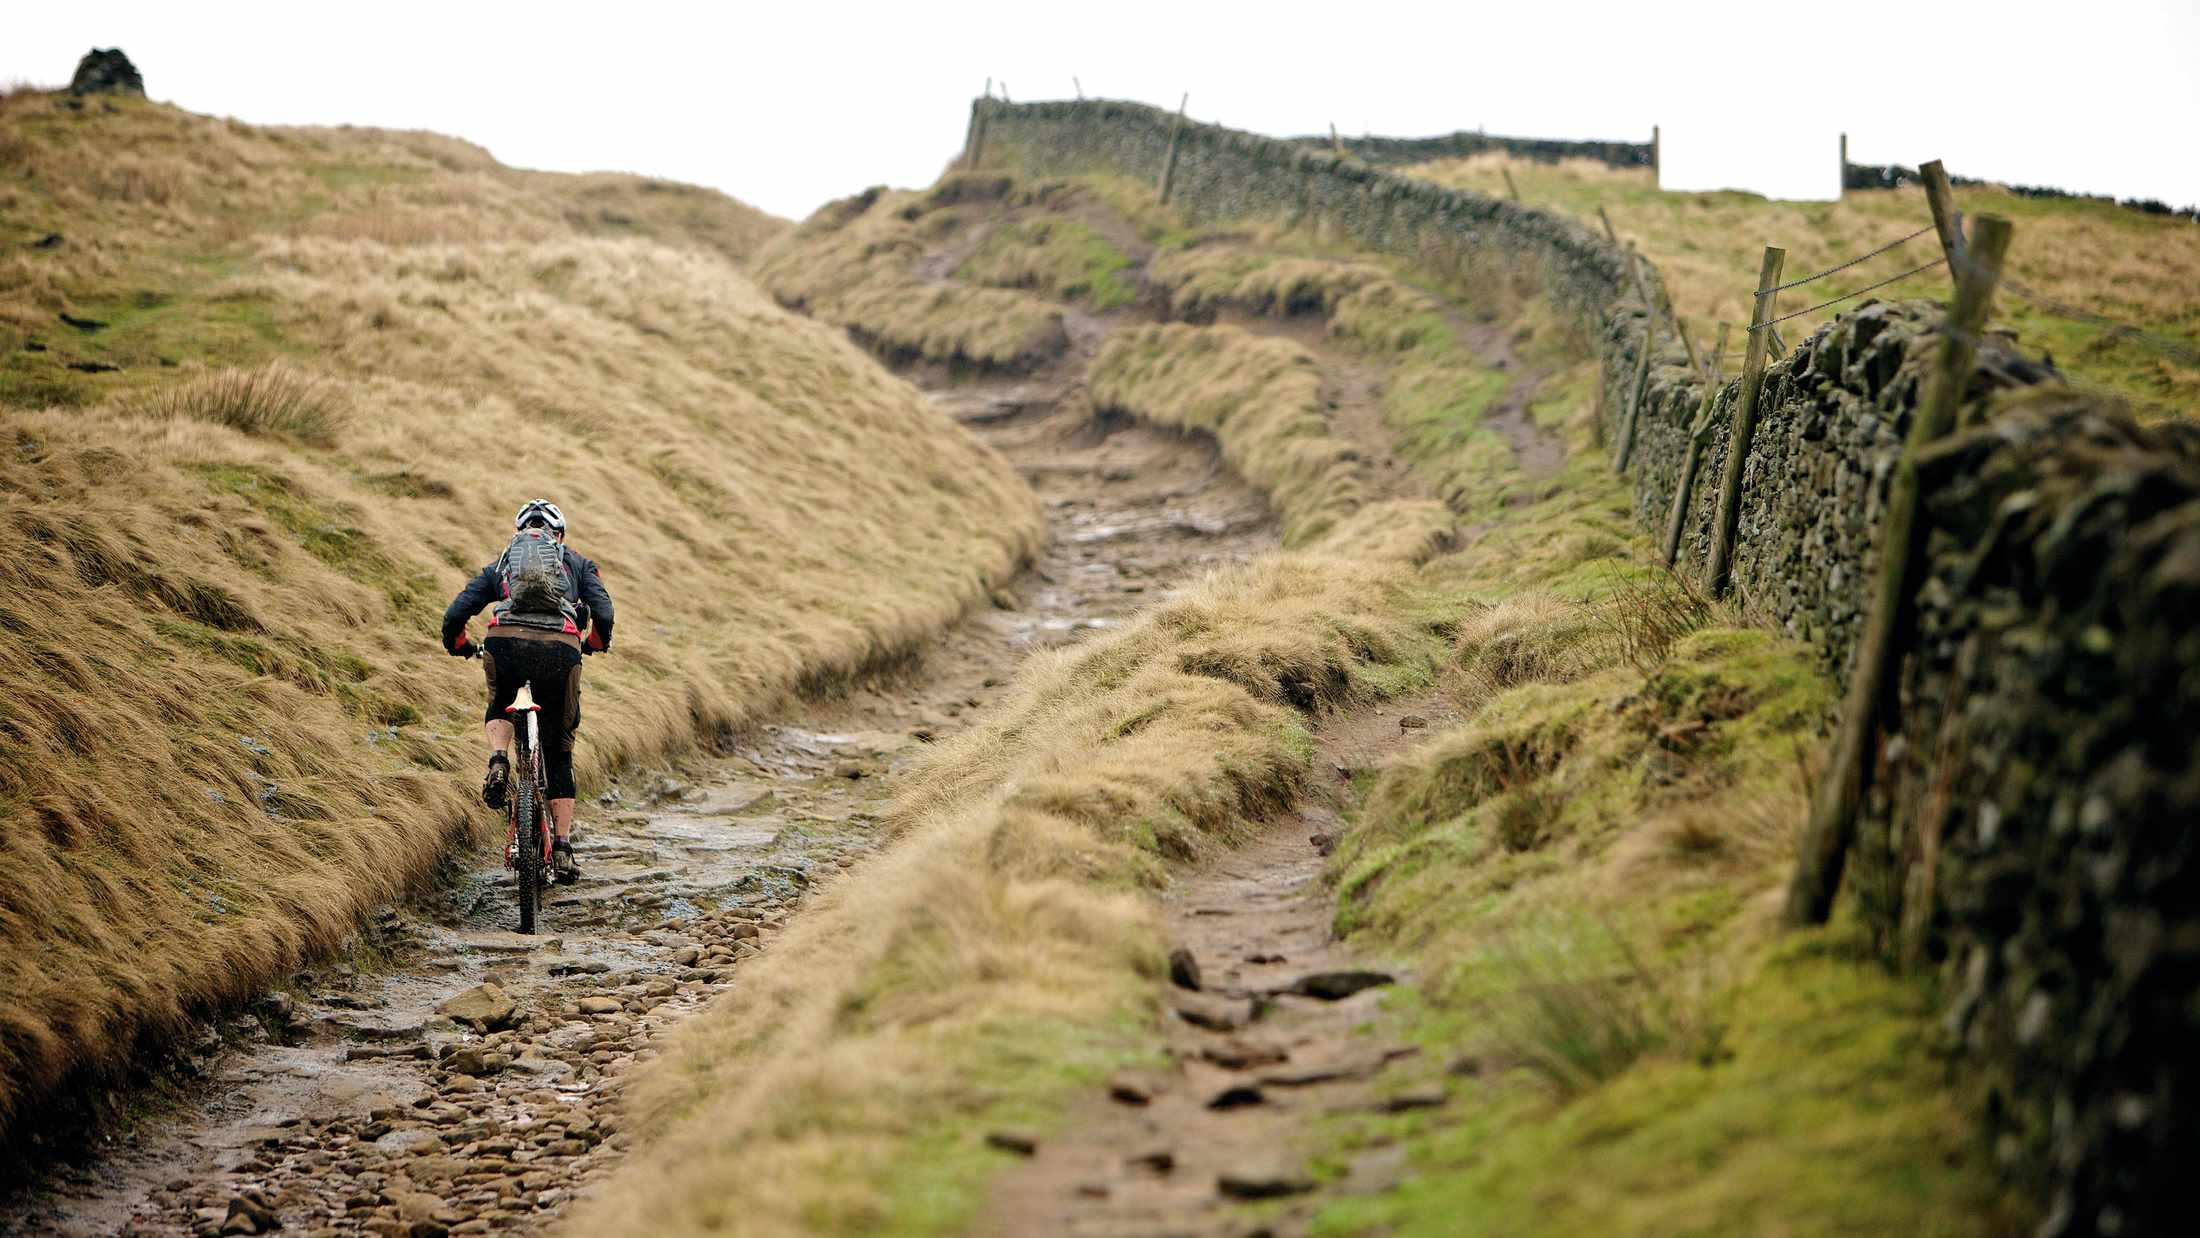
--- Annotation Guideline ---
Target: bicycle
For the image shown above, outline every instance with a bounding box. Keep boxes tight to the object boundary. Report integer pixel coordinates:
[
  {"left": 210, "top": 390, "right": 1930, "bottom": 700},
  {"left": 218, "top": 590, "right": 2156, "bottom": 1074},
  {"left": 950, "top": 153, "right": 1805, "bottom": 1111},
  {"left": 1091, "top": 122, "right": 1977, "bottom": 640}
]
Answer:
[{"left": 471, "top": 649, "right": 554, "bottom": 934}]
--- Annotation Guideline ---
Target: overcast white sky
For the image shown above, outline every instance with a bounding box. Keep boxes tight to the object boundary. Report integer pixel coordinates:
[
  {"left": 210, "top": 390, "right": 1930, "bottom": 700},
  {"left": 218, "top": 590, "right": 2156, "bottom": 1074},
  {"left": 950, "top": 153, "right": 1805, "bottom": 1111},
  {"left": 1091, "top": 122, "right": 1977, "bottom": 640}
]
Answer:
[{"left": 12, "top": 1, "right": 2200, "bottom": 220}]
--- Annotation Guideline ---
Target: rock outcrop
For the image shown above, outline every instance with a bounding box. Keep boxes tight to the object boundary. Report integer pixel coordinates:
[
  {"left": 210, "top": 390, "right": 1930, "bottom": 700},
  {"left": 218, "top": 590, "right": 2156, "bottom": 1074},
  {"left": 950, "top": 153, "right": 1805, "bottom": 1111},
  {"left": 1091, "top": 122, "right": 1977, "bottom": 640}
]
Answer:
[{"left": 69, "top": 48, "right": 143, "bottom": 96}]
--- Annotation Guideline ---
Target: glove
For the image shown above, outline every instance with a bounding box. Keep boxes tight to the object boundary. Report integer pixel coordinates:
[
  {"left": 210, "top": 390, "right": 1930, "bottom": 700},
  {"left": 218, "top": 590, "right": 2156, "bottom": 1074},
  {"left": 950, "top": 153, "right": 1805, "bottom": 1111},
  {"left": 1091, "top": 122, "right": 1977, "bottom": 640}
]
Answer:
[{"left": 447, "top": 635, "right": 474, "bottom": 658}]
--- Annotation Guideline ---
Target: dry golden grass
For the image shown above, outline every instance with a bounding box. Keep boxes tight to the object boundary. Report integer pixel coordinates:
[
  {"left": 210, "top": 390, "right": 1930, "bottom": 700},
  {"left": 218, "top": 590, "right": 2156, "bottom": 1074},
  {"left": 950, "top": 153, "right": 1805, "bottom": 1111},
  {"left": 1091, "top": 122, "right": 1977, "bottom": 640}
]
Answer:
[
  {"left": 751, "top": 178, "right": 1071, "bottom": 370},
  {"left": 567, "top": 556, "right": 1439, "bottom": 1235},
  {"left": 0, "top": 93, "right": 1040, "bottom": 1133},
  {"left": 1408, "top": 152, "right": 2200, "bottom": 411},
  {"left": 1090, "top": 322, "right": 1453, "bottom": 559}
]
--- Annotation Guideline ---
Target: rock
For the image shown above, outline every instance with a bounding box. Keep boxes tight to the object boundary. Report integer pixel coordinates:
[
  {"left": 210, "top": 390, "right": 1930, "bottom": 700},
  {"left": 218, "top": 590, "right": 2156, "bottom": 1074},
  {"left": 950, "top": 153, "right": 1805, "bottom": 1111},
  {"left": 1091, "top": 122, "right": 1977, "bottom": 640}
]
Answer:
[
  {"left": 575, "top": 996, "right": 621, "bottom": 1016},
  {"left": 1380, "top": 1086, "right": 1448, "bottom": 1112},
  {"left": 1167, "top": 946, "right": 1202, "bottom": 991},
  {"left": 444, "top": 1048, "right": 508, "bottom": 1077},
  {"left": 1283, "top": 970, "right": 1394, "bottom": 1001},
  {"left": 671, "top": 947, "right": 700, "bottom": 966},
  {"left": 393, "top": 1191, "right": 459, "bottom": 1236},
  {"left": 1217, "top": 1158, "right": 1314, "bottom": 1199},
  {"left": 1398, "top": 714, "right": 1429, "bottom": 730},
  {"left": 1172, "top": 993, "right": 1246, "bottom": 1032},
  {"left": 70, "top": 48, "right": 144, "bottom": 96},
  {"left": 983, "top": 1128, "right": 1039, "bottom": 1156},
  {"left": 1309, "top": 832, "right": 1336, "bottom": 856},
  {"left": 1126, "top": 1147, "right": 1175, "bottom": 1173},
  {"left": 437, "top": 984, "right": 519, "bottom": 1031},
  {"left": 373, "top": 1128, "right": 447, "bottom": 1156},
  {"left": 220, "top": 1190, "right": 280, "bottom": 1233},
  {"left": 1206, "top": 1084, "right": 1265, "bottom": 1110},
  {"left": 1199, "top": 1038, "right": 1288, "bottom": 1070},
  {"left": 1106, "top": 1071, "right": 1164, "bottom": 1105}
]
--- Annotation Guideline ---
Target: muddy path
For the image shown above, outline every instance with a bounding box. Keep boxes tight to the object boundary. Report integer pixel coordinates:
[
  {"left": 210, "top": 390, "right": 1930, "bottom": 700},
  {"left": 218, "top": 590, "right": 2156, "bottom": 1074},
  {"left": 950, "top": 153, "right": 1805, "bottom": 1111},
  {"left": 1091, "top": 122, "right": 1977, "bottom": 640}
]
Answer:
[
  {"left": 983, "top": 697, "right": 1461, "bottom": 1237},
  {"left": 0, "top": 312, "right": 1274, "bottom": 1236}
]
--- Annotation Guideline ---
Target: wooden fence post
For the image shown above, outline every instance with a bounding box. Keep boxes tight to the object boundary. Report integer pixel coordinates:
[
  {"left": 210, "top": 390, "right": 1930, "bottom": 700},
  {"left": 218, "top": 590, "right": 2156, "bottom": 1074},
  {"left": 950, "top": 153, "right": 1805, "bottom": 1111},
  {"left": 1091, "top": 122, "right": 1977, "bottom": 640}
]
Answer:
[
  {"left": 1838, "top": 132, "right": 1848, "bottom": 200},
  {"left": 1501, "top": 167, "right": 1521, "bottom": 202},
  {"left": 1651, "top": 124, "right": 1661, "bottom": 185},
  {"left": 1919, "top": 159, "right": 1964, "bottom": 289},
  {"left": 1598, "top": 205, "right": 1619, "bottom": 244},
  {"left": 1330, "top": 122, "right": 1343, "bottom": 156},
  {"left": 1613, "top": 245, "right": 1660, "bottom": 472},
  {"left": 1157, "top": 93, "right": 1189, "bottom": 203},
  {"left": 1783, "top": 215, "right": 2013, "bottom": 927},
  {"left": 1663, "top": 323, "right": 1731, "bottom": 566},
  {"left": 1074, "top": 76, "right": 1084, "bottom": 99},
  {"left": 1704, "top": 246, "right": 1786, "bottom": 596}
]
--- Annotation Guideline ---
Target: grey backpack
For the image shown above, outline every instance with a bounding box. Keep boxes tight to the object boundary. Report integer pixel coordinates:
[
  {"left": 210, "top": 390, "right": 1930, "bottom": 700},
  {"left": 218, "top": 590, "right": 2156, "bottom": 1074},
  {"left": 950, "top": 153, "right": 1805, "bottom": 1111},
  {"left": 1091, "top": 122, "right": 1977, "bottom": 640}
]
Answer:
[{"left": 497, "top": 529, "right": 576, "bottom": 627}]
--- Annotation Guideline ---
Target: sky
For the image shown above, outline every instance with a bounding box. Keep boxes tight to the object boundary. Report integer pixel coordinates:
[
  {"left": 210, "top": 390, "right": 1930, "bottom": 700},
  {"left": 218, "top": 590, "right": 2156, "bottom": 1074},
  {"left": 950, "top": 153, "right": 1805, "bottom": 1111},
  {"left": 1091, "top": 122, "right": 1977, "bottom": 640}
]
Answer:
[{"left": 11, "top": 1, "right": 2200, "bottom": 221}]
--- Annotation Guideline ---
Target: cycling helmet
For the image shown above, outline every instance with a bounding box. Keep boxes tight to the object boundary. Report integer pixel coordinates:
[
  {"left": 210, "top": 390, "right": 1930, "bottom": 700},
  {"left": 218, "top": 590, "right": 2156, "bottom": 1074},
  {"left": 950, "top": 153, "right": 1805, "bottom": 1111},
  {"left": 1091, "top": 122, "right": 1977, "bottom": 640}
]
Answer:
[{"left": 514, "top": 498, "right": 566, "bottom": 534}]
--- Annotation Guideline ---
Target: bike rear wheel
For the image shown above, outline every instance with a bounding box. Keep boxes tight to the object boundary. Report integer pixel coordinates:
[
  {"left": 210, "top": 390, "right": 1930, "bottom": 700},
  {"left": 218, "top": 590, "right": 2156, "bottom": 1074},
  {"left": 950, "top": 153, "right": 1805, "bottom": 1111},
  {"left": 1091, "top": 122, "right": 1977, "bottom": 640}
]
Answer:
[{"left": 514, "top": 746, "right": 542, "bottom": 935}]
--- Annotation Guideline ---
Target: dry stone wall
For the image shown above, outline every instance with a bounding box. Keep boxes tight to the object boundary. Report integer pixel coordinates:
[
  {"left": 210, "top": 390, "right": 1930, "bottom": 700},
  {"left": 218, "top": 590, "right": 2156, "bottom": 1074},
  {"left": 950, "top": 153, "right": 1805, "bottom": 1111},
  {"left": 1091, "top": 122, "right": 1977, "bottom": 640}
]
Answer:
[{"left": 977, "top": 98, "right": 2198, "bottom": 1236}]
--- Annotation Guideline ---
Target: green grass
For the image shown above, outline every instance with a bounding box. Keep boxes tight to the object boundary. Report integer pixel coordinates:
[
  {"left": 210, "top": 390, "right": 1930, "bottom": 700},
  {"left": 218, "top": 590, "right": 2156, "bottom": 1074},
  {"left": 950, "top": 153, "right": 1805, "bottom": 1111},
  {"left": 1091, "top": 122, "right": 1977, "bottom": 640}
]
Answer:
[
  {"left": 1314, "top": 931, "right": 2025, "bottom": 1237},
  {"left": 956, "top": 217, "right": 1139, "bottom": 310}
]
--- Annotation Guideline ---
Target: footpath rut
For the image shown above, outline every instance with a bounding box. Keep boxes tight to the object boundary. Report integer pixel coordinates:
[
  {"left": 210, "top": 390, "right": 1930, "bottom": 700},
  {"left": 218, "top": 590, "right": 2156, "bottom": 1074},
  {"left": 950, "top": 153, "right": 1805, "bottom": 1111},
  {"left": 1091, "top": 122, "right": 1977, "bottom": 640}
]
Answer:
[{"left": 0, "top": 309, "right": 1274, "bottom": 1236}]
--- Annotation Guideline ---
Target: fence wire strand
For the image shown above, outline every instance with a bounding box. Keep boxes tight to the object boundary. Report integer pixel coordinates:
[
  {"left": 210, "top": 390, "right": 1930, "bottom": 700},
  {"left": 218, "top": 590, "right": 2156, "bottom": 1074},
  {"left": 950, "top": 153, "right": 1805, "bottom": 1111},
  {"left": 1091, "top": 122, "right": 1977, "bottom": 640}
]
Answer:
[
  {"left": 1763, "top": 223, "right": 1937, "bottom": 294},
  {"left": 1749, "top": 258, "right": 1948, "bottom": 332}
]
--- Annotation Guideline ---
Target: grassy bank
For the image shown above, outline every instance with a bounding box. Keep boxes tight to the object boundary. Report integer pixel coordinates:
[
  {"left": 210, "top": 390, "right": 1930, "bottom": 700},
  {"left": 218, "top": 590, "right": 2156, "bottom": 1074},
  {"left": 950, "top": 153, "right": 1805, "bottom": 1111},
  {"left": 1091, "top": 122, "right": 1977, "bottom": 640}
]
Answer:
[
  {"left": 1406, "top": 151, "right": 2200, "bottom": 413},
  {"left": 0, "top": 92, "right": 1041, "bottom": 1136},
  {"left": 566, "top": 557, "right": 1446, "bottom": 1235}
]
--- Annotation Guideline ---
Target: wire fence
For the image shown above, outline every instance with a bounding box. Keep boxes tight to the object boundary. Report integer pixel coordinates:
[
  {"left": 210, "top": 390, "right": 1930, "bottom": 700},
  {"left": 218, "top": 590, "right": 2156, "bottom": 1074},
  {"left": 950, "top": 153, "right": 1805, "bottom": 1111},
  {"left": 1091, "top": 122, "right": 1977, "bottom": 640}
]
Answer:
[{"left": 1747, "top": 221, "right": 1946, "bottom": 335}]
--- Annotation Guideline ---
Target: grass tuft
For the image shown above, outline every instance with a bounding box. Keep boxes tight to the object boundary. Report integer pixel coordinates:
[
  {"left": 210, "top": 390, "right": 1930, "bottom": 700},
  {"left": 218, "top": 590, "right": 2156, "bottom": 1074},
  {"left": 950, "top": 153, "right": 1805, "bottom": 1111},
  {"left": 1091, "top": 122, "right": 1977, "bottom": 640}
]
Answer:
[{"left": 134, "top": 363, "right": 348, "bottom": 445}]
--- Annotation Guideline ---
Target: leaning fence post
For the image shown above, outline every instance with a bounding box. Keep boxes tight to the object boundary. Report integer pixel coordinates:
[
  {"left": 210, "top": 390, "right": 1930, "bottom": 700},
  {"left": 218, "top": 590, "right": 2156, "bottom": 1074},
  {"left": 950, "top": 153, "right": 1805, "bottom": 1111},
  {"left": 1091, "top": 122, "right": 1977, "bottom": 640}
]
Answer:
[
  {"left": 1783, "top": 215, "right": 2013, "bottom": 927},
  {"left": 1073, "top": 76, "right": 1084, "bottom": 100},
  {"left": 1663, "top": 323, "right": 1731, "bottom": 566},
  {"left": 1920, "top": 159, "right": 1964, "bottom": 288},
  {"left": 1157, "top": 93, "right": 1190, "bottom": 203},
  {"left": 1704, "top": 246, "right": 1786, "bottom": 596},
  {"left": 1598, "top": 205, "right": 1619, "bottom": 244},
  {"left": 1330, "top": 122, "right": 1343, "bottom": 156},
  {"left": 1501, "top": 167, "right": 1522, "bottom": 202},
  {"left": 1612, "top": 245, "right": 1660, "bottom": 472}
]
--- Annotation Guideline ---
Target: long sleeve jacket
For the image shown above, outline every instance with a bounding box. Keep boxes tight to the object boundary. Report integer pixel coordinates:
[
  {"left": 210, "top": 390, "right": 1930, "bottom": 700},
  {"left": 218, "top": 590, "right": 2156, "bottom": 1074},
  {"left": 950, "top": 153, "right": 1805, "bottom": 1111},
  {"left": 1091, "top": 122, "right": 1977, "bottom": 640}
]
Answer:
[{"left": 441, "top": 543, "right": 615, "bottom": 654}]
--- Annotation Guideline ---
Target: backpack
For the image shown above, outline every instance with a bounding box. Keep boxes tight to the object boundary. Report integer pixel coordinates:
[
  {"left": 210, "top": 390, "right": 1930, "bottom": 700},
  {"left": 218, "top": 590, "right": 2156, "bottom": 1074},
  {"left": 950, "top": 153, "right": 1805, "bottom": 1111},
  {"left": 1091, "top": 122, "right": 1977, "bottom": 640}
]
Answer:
[{"left": 496, "top": 529, "right": 577, "bottom": 628}]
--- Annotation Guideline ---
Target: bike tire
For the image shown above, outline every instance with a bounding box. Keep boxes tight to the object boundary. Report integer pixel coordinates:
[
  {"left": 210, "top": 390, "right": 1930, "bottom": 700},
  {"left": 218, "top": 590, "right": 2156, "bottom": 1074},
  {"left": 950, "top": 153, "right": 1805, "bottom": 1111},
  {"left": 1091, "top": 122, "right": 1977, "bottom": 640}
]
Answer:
[{"left": 514, "top": 746, "right": 541, "bottom": 935}]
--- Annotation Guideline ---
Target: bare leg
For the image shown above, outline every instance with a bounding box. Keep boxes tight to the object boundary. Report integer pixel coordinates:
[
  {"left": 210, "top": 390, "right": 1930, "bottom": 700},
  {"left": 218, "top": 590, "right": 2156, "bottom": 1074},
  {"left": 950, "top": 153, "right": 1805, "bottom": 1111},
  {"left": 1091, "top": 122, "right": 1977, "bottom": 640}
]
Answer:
[
  {"left": 484, "top": 718, "right": 514, "bottom": 758},
  {"left": 550, "top": 798, "right": 575, "bottom": 842}
]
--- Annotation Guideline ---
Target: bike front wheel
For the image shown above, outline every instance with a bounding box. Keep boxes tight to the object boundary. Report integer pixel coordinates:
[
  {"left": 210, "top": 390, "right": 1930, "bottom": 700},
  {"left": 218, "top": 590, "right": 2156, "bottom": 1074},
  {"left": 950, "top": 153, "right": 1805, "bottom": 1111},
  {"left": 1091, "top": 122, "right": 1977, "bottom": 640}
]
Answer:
[{"left": 513, "top": 747, "right": 543, "bottom": 935}]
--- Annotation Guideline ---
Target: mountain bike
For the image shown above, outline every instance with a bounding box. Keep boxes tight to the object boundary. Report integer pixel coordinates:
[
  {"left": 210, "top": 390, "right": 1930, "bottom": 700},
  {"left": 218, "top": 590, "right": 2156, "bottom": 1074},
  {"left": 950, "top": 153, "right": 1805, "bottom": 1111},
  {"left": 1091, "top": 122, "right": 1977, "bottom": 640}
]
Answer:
[
  {"left": 502, "top": 681, "right": 554, "bottom": 933},
  {"left": 470, "top": 650, "right": 555, "bottom": 934}
]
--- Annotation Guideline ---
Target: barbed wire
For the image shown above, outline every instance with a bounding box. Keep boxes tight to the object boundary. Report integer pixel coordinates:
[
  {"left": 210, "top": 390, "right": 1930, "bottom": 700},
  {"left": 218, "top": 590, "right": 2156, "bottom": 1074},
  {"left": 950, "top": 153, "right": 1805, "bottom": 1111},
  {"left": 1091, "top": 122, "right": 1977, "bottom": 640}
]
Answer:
[
  {"left": 1764, "top": 224, "right": 1937, "bottom": 294},
  {"left": 1748, "top": 258, "right": 1948, "bottom": 332}
]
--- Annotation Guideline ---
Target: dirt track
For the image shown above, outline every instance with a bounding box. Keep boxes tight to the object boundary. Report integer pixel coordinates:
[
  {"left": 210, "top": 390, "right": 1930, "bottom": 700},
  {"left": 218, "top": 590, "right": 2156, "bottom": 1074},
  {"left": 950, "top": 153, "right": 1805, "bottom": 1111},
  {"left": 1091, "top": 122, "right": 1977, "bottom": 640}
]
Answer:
[
  {"left": 2, "top": 202, "right": 1550, "bottom": 1235},
  {"left": 0, "top": 299, "right": 1274, "bottom": 1235}
]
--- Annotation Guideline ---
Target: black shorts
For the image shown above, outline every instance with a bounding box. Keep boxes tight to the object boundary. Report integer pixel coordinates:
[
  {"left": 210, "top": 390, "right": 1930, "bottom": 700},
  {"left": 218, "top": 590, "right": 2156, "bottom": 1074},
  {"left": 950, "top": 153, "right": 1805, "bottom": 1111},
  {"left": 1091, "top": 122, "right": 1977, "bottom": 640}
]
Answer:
[{"left": 482, "top": 636, "right": 583, "bottom": 799}]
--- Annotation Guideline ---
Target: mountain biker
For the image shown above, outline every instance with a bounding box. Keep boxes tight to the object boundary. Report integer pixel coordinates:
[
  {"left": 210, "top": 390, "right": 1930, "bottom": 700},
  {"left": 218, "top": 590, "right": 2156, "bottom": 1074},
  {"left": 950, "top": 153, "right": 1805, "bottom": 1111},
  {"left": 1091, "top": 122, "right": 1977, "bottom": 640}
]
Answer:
[{"left": 440, "top": 499, "right": 614, "bottom": 885}]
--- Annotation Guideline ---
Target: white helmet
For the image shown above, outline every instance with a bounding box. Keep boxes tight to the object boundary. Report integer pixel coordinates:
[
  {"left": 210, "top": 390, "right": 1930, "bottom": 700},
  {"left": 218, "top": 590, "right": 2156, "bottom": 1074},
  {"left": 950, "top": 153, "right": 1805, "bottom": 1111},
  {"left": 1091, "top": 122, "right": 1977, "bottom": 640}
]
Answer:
[{"left": 514, "top": 498, "right": 566, "bottom": 534}]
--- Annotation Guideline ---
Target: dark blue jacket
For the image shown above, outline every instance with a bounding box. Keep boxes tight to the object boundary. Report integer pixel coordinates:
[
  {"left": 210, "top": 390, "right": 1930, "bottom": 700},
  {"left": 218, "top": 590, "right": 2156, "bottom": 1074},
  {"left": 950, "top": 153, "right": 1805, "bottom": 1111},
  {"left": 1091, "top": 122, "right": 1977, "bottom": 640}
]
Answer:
[{"left": 442, "top": 543, "right": 615, "bottom": 654}]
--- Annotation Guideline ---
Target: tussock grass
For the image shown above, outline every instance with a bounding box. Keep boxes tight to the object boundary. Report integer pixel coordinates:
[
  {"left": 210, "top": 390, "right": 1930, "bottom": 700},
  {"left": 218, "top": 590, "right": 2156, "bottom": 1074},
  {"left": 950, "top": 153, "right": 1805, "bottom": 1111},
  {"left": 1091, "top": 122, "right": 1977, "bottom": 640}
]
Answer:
[
  {"left": 131, "top": 362, "right": 347, "bottom": 445},
  {"left": 1088, "top": 321, "right": 1452, "bottom": 559},
  {"left": 569, "top": 558, "right": 1442, "bottom": 1235},
  {"left": 1410, "top": 151, "right": 2200, "bottom": 413},
  {"left": 751, "top": 179, "right": 1070, "bottom": 370},
  {"left": 0, "top": 93, "right": 1038, "bottom": 1135}
]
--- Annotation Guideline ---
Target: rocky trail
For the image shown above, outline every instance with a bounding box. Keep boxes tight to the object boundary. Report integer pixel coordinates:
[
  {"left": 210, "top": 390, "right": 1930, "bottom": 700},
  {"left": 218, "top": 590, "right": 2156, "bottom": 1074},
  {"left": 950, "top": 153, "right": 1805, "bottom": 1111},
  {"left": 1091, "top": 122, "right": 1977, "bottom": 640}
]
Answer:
[
  {"left": 0, "top": 303, "right": 1273, "bottom": 1236},
  {"left": 982, "top": 698, "right": 1459, "bottom": 1238},
  {"left": 1, "top": 232, "right": 1519, "bottom": 1236}
]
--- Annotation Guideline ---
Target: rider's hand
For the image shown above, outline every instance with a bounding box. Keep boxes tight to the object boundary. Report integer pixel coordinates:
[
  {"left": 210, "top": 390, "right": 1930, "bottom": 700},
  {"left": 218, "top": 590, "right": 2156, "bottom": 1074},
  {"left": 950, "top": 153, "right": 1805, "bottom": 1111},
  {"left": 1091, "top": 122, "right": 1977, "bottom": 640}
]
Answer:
[{"left": 447, "top": 639, "right": 475, "bottom": 658}]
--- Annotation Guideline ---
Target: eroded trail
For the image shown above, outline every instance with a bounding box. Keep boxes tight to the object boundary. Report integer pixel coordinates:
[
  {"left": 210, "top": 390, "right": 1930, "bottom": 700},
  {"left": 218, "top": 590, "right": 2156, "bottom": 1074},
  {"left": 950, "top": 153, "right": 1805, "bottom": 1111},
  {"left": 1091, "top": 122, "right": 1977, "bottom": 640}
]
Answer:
[
  {"left": 0, "top": 322, "right": 1274, "bottom": 1237},
  {"left": 984, "top": 700, "right": 1460, "bottom": 1237}
]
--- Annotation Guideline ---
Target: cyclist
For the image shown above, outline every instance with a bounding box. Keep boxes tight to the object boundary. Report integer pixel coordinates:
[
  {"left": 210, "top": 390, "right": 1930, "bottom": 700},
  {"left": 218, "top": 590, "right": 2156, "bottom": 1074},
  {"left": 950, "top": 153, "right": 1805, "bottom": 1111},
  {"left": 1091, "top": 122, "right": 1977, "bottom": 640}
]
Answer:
[{"left": 441, "top": 499, "right": 615, "bottom": 885}]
